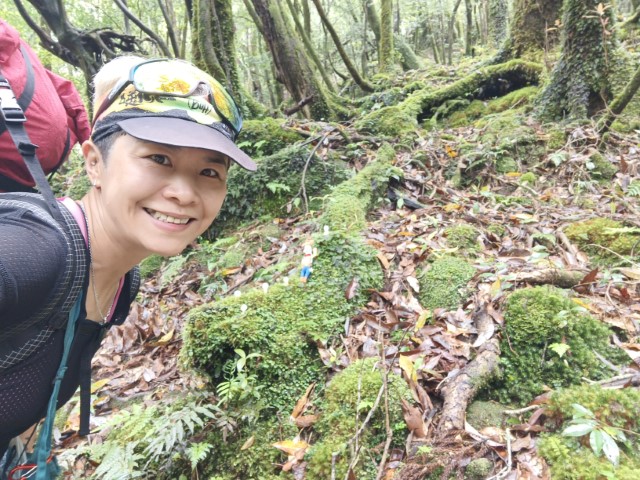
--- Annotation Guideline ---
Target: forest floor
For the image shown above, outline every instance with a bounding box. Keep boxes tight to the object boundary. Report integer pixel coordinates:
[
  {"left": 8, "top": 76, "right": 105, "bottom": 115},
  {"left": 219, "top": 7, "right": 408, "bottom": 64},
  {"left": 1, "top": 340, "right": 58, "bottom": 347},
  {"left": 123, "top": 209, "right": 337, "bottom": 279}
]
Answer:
[{"left": 55, "top": 117, "right": 640, "bottom": 479}]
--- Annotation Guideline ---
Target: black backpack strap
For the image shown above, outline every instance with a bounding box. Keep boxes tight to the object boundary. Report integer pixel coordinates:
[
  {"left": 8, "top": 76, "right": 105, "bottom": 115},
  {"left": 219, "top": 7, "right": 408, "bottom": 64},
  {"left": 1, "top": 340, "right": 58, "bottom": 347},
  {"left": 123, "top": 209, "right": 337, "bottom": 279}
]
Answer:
[{"left": 0, "top": 60, "right": 63, "bottom": 222}]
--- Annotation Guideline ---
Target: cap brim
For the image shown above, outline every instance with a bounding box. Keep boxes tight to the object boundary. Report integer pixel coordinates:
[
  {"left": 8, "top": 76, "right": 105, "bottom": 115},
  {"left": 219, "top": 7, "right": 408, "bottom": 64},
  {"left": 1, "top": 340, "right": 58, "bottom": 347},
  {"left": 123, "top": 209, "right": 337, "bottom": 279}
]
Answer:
[{"left": 117, "top": 117, "right": 256, "bottom": 171}]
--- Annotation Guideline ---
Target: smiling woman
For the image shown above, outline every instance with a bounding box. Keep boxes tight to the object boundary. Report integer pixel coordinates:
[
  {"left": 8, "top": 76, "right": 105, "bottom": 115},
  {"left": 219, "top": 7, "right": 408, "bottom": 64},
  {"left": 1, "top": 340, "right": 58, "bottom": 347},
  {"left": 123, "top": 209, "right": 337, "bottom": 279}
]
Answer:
[{"left": 0, "top": 55, "right": 256, "bottom": 472}]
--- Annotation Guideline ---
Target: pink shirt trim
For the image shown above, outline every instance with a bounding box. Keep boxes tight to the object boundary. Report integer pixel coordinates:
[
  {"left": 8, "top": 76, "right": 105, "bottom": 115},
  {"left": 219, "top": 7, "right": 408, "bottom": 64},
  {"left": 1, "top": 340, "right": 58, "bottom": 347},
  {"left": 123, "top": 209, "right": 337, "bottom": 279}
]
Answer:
[{"left": 59, "top": 197, "right": 124, "bottom": 323}]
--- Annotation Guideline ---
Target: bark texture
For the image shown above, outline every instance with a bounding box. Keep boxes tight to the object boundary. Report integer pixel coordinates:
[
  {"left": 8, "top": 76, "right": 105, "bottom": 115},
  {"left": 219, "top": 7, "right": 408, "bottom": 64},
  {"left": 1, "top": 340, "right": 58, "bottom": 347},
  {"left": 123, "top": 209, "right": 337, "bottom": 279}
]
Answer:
[
  {"left": 536, "top": 0, "right": 617, "bottom": 120},
  {"left": 379, "top": 0, "right": 394, "bottom": 72},
  {"left": 250, "top": 0, "right": 333, "bottom": 119},
  {"left": 493, "top": 0, "right": 562, "bottom": 62}
]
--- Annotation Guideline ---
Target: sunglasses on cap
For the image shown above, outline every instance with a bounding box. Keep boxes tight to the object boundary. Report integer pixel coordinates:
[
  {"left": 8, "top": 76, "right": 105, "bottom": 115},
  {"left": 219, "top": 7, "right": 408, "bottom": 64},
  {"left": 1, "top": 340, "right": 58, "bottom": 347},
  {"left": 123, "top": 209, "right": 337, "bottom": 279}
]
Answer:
[{"left": 92, "top": 59, "right": 243, "bottom": 140}]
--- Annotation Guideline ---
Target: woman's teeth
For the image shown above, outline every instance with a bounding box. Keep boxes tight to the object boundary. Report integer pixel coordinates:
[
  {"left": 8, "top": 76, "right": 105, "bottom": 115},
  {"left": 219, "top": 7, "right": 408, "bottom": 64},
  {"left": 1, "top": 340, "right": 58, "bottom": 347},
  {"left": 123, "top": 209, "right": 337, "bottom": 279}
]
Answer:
[{"left": 148, "top": 209, "right": 190, "bottom": 224}]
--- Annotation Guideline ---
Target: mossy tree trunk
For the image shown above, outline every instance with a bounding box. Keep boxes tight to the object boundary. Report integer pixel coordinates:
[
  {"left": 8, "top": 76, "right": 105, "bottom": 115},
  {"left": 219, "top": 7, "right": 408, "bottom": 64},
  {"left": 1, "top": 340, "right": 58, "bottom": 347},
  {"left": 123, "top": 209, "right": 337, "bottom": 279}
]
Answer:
[
  {"left": 536, "top": 0, "right": 618, "bottom": 121},
  {"left": 493, "top": 0, "right": 562, "bottom": 63},
  {"left": 250, "top": 0, "right": 334, "bottom": 119},
  {"left": 488, "top": 0, "right": 508, "bottom": 48},
  {"left": 464, "top": 0, "right": 473, "bottom": 56},
  {"left": 447, "top": 0, "right": 463, "bottom": 65},
  {"left": 192, "top": 0, "right": 242, "bottom": 100},
  {"left": 365, "top": 0, "right": 419, "bottom": 71},
  {"left": 309, "top": 0, "right": 374, "bottom": 92},
  {"left": 379, "top": 0, "right": 394, "bottom": 72},
  {"left": 285, "top": 0, "right": 336, "bottom": 93}
]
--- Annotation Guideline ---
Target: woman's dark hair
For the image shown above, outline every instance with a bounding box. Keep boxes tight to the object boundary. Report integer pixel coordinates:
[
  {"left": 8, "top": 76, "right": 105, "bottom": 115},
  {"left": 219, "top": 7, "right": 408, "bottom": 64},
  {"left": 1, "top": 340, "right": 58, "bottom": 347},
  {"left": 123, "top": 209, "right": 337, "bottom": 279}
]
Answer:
[{"left": 92, "top": 129, "right": 126, "bottom": 163}]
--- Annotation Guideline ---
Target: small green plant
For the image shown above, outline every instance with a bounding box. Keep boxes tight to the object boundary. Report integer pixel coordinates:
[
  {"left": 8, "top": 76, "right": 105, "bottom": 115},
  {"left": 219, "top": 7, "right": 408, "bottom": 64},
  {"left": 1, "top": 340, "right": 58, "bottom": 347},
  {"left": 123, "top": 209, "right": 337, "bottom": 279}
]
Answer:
[
  {"left": 216, "top": 348, "right": 263, "bottom": 406},
  {"left": 627, "top": 180, "right": 640, "bottom": 197},
  {"left": 562, "top": 404, "right": 628, "bottom": 466}
]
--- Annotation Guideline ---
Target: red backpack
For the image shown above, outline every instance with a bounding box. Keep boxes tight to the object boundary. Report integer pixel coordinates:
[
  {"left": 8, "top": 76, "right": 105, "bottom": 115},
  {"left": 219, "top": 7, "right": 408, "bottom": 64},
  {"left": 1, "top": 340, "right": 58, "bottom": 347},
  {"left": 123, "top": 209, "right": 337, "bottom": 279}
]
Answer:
[{"left": 0, "top": 19, "right": 90, "bottom": 192}]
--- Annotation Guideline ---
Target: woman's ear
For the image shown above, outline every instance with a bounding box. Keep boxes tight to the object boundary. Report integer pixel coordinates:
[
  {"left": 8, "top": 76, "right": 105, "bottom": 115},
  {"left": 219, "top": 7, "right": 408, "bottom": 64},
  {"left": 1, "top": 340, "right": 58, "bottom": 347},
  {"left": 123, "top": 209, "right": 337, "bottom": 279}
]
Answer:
[{"left": 83, "top": 140, "right": 104, "bottom": 188}]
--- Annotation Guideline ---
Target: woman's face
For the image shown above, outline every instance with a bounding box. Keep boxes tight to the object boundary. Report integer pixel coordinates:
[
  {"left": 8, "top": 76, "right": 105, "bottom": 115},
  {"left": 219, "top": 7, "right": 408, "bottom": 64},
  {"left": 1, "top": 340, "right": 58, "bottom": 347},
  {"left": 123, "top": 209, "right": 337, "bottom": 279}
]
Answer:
[{"left": 88, "top": 134, "right": 228, "bottom": 258}]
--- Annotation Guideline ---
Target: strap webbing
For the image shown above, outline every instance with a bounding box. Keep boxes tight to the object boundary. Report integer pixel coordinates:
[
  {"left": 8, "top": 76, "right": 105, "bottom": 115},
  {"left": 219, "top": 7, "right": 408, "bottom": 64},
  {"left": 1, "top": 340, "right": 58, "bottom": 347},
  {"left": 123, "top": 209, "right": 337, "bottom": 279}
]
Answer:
[
  {"left": 0, "top": 45, "right": 35, "bottom": 137},
  {"left": 0, "top": 67, "right": 63, "bottom": 222},
  {"left": 33, "top": 295, "right": 83, "bottom": 480}
]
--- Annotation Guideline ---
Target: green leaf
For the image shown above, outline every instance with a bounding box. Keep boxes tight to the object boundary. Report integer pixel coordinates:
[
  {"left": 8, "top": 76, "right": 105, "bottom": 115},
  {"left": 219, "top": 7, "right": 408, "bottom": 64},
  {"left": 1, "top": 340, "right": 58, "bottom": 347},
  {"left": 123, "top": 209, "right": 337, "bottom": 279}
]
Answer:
[
  {"left": 550, "top": 343, "right": 571, "bottom": 358},
  {"left": 562, "top": 420, "right": 596, "bottom": 437},
  {"left": 601, "top": 430, "right": 620, "bottom": 466},
  {"left": 572, "top": 403, "right": 595, "bottom": 419},
  {"left": 590, "top": 429, "right": 604, "bottom": 456}
]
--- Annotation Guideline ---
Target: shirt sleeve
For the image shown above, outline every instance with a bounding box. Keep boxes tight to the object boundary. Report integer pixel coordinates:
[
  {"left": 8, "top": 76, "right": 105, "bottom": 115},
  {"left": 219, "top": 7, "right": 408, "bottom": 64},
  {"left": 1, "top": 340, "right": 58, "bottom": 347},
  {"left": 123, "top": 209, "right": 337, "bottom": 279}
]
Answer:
[{"left": 0, "top": 211, "right": 68, "bottom": 326}]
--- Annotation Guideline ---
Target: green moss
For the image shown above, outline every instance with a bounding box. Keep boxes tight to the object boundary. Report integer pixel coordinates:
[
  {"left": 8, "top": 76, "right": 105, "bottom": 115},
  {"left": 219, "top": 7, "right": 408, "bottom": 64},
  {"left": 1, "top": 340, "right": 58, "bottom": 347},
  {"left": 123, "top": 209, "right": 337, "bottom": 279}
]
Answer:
[
  {"left": 519, "top": 172, "right": 536, "bottom": 185},
  {"left": 487, "top": 224, "right": 507, "bottom": 237},
  {"left": 306, "top": 358, "right": 413, "bottom": 480},
  {"left": 564, "top": 218, "right": 640, "bottom": 266},
  {"left": 547, "top": 384, "right": 640, "bottom": 431},
  {"left": 487, "top": 287, "right": 629, "bottom": 405},
  {"left": 139, "top": 254, "right": 164, "bottom": 279},
  {"left": 466, "top": 401, "right": 505, "bottom": 430},
  {"left": 545, "top": 126, "right": 567, "bottom": 150},
  {"left": 202, "top": 418, "right": 297, "bottom": 480},
  {"left": 538, "top": 433, "right": 640, "bottom": 480},
  {"left": 236, "top": 118, "right": 302, "bottom": 157},
  {"left": 418, "top": 256, "right": 476, "bottom": 311},
  {"left": 183, "top": 232, "right": 384, "bottom": 411},
  {"left": 212, "top": 144, "right": 349, "bottom": 234},
  {"left": 464, "top": 458, "right": 493, "bottom": 479},
  {"left": 320, "top": 143, "right": 398, "bottom": 232},
  {"left": 444, "top": 224, "right": 480, "bottom": 251},
  {"left": 354, "top": 104, "right": 419, "bottom": 137},
  {"left": 587, "top": 152, "right": 617, "bottom": 181}
]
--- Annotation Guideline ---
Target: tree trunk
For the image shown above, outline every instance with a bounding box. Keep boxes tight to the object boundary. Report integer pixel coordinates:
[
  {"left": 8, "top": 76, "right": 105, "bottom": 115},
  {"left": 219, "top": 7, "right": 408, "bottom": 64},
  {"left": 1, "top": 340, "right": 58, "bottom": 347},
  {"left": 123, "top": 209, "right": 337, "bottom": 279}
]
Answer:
[
  {"left": 379, "top": 0, "right": 394, "bottom": 72},
  {"left": 285, "top": 0, "right": 336, "bottom": 92},
  {"left": 158, "top": 0, "right": 181, "bottom": 57},
  {"left": 112, "top": 0, "right": 172, "bottom": 56},
  {"left": 250, "top": 0, "right": 334, "bottom": 119},
  {"left": 487, "top": 0, "right": 508, "bottom": 48},
  {"left": 493, "top": 0, "right": 562, "bottom": 63},
  {"left": 193, "top": 0, "right": 226, "bottom": 81},
  {"left": 536, "top": 0, "right": 618, "bottom": 120},
  {"left": 447, "top": 0, "right": 463, "bottom": 65},
  {"left": 464, "top": 0, "right": 473, "bottom": 56},
  {"left": 309, "top": 0, "right": 374, "bottom": 91}
]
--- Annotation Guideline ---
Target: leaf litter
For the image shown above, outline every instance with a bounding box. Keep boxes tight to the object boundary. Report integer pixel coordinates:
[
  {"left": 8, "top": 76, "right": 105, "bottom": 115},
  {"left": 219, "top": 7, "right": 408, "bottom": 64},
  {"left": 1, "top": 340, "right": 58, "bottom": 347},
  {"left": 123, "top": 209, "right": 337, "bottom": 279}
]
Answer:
[{"left": 61, "top": 121, "right": 640, "bottom": 479}]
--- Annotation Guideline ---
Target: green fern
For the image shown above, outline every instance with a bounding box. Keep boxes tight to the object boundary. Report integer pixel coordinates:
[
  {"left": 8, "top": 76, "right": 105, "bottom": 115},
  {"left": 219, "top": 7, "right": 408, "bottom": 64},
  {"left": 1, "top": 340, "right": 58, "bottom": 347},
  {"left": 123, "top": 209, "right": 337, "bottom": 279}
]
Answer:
[
  {"left": 186, "top": 442, "right": 213, "bottom": 471},
  {"left": 627, "top": 181, "right": 640, "bottom": 197},
  {"left": 91, "top": 441, "right": 145, "bottom": 480}
]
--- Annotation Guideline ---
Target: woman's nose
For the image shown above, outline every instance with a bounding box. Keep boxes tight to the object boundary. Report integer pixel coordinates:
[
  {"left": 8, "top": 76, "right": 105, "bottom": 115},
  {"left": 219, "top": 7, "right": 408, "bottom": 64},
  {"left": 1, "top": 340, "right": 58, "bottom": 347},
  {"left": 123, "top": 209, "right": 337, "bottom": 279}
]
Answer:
[{"left": 162, "top": 175, "right": 198, "bottom": 204}]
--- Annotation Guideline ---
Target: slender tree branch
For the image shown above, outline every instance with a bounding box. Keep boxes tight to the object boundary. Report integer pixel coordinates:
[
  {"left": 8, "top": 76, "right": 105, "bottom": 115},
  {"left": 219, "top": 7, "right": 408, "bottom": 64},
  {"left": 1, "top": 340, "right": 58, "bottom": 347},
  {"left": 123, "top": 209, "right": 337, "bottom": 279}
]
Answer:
[{"left": 113, "top": 0, "right": 172, "bottom": 57}]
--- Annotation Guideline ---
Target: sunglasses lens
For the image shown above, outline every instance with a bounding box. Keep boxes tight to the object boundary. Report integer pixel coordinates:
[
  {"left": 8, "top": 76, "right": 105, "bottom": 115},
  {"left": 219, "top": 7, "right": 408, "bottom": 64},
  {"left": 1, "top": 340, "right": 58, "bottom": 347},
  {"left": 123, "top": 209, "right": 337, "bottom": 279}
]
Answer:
[{"left": 133, "top": 60, "right": 242, "bottom": 136}]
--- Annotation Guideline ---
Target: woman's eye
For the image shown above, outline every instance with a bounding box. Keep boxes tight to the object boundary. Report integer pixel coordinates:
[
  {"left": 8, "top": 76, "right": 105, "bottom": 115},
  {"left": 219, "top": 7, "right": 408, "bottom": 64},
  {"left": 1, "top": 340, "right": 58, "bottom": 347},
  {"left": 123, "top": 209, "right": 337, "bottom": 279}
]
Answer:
[
  {"left": 202, "top": 168, "right": 221, "bottom": 178},
  {"left": 149, "top": 154, "right": 170, "bottom": 165}
]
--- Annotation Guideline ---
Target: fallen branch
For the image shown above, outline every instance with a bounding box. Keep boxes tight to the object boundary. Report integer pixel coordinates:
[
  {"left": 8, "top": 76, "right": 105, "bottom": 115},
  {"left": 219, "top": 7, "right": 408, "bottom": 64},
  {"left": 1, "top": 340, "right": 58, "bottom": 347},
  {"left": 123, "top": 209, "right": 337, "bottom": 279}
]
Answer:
[
  {"left": 438, "top": 304, "right": 501, "bottom": 431},
  {"left": 512, "top": 269, "right": 587, "bottom": 288},
  {"left": 284, "top": 95, "right": 315, "bottom": 116}
]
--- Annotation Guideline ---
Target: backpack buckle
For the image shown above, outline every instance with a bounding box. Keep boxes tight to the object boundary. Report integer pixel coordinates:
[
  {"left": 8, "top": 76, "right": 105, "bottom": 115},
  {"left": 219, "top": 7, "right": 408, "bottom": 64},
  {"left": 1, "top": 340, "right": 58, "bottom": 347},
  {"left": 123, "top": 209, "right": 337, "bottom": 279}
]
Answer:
[{"left": 0, "top": 79, "right": 27, "bottom": 123}]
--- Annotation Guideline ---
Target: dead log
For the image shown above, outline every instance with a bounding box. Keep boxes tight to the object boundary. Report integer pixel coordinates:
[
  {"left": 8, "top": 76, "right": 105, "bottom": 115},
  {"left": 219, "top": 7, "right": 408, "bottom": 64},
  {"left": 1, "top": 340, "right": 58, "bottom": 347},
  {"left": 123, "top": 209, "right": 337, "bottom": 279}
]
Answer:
[
  {"left": 438, "top": 304, "right": 501, "bottom": 432},
  {"left": 512, "top": 269, "right": 586, "bottom": 288}
]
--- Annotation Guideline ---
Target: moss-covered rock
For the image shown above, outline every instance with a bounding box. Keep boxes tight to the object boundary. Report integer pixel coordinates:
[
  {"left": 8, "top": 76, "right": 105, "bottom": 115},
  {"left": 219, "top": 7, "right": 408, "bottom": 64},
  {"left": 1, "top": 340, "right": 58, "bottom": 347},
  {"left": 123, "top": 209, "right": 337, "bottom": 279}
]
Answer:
[
  {"left": 464, "top": 458, "right": 494, "bottom": 479},
  {"left": 306, "top": 358, "right": 413, "bottom": 480},
  {"left": 537, "top": 384, "right": 640, "bottom": 480},
  {"left": 236, "top": 117, "right": 303, "bottom": 157},
  {"left": 183, "top": 232, "right": 384, "bottom": 411},
  {"left": 444, "top": 224, "right": 480, "bottom": 251},
  {"left": 138, "top": 254, "right": 164, "bottom": 279},
  {"left": 466, "top": 401, "right": 505, "bottom": 430},
  {"left": 418, "top": 256, "right": 476, "bottom": 311},
  {"left": 212, "top": 144, "right": 349, "bottom": 235},
  {"left": 564, "top": 218, "right": 640, "bottom": 266},
  {"left": 353, "top": 104, "right": 419, "bottom": 137},
  {"left": 587, "top": 152, "right": 617, "bottom": 180},
  {"left": 487, "top": 287, "right": 629, "bottom": 405},
  {"left": 448, "top": 86, "right": 539, "bottom": 127},
  {"left": 320, "top": 142, "right": 399, "bottom": 232}
]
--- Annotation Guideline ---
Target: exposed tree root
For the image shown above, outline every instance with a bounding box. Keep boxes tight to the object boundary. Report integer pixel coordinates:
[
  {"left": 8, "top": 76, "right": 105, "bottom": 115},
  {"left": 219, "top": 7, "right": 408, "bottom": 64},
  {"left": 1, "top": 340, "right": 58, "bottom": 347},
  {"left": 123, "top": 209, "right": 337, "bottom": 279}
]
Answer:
[
  {"left": 438, "top": 303, "right": 501, "bottom": 432},
  {"left": 411, "top": 60, "right": 542, "bottom": 122}
]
